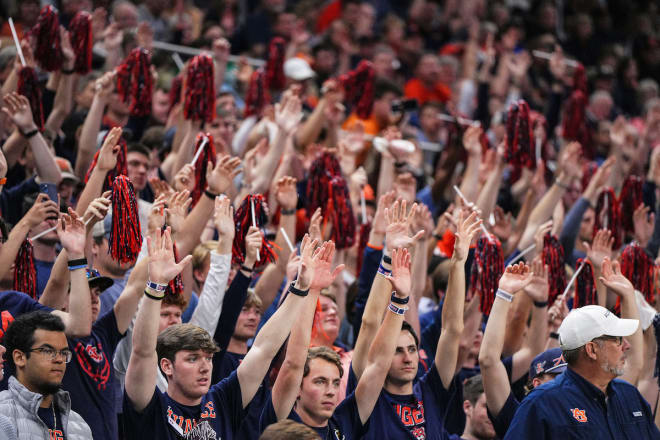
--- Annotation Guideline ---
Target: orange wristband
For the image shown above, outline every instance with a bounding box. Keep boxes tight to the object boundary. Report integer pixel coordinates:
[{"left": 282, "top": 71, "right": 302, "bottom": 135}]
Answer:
[{"left": 366, "top": 243, "right": 384, "bottom": 251}]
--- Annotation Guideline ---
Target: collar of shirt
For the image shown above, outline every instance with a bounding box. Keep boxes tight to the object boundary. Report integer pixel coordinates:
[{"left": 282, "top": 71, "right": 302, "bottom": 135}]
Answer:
[{"left": 565, "top": 368, "right": 610, "bottom": 405}]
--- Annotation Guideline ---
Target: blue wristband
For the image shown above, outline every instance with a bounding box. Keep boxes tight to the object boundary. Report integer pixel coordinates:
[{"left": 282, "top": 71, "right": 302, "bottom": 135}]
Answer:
[
  {"left": 388, "top": 303, "right": 408, "bottom": 315},
  {"left": 68, "top": 264, "right": 87, "bottom": 271},
  {"left": 146, "top": 280, "right": 167, "bottom": 292}
]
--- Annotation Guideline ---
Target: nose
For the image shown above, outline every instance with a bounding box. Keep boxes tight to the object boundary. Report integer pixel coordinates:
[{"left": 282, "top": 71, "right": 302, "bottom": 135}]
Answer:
[{"left": 622, "top": 338, "right": 631, "bottom": 351}]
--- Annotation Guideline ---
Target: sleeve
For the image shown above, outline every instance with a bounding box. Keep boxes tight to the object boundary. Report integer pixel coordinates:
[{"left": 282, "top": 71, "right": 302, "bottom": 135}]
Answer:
[
  {"left": 125, "top": 115, "right": 150, "bottom": 143},
  {"left": 487, "top": 391, "right": 520, "bottom": 439},
  {"left": 0, "top": 290, "right": 52, "bottom": 316},
  {"left": 208, "top": 371, "right": 245, "bottom": 434},
  {"left": 189, "top": 252, "right": 231, "bottom": 334},
  {"left": 122, "top": 387, "right": 161, "bottom": 432},
  {"left": 346, "top": 361, "right": 358, "bottom": 396},
  {"left": 419, "top": 363, "right": 465, "bottom": 436},
  {"left": 559, "top": 197, "right": 591, "bottom": 267},
  {"left": 213, "top": 270, "right": 251, "bottom": 350},
  {"left": 351, "top": 245, "right": 383, "bottom": 342},
  {"left": 333, "top": 392, "right": 370, "bottom": 437},
  {"left": 501, "top": 356, "right": 513, "bottom": 382},
  {"left": 503, "top": 394, "right": 548, "bottom": 440},
  {"left": 0, "top": 177, "right": 39, "bottom": 225},
  {"left": 258, "top": 394, "right": 279, "bottom": 434}
]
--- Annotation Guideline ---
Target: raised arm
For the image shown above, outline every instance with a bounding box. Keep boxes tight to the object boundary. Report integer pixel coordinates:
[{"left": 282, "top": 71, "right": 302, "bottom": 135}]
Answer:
[
  {"left": 45, "top": 28, "right": 75, "bottom": 135},
  {"left": 125, "top": 228, "right": 192, "bottom": 412},
  {"left": 237, "top": 234, "right": 320, "bottom": 409},
  {"left": 355, "top": 247, "right": 412, "bottom": 424},
  {"left": 458, "top": 126, "right": 484, "bottom": 203},
  {"left": 436, "top": 211, "right": 482, "bottom": 388},
  {"left": 272, "top": 241, "right": 344, "bottom": 420},
  {"left": 478, "top": 263, "right": 533, "bottom": 416},
  {"left": 475, "top": 142, "right": 506, "bottom": 221},
  {"left": 584, "top": 229, "right": 614, "bottom": 308}
]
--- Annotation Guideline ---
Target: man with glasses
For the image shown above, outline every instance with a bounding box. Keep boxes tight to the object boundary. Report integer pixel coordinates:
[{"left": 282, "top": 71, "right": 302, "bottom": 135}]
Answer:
[
  {"left": 0, "top": 311, "right": 92, "bottom": 439},
  {"left": 504, "top": 303, "right": 659, "bottom": 439}
]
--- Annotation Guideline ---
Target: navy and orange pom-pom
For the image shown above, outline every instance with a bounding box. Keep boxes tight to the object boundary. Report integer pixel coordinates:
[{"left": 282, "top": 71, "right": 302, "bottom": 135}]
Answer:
[
  {"left": 14, "top": 239, "right": 37, "bottom": 299},
  {"left": 109, "top": 175, "right": 142, "bottom": 264},
  {"left": 264, "top": 37, "right": 286, "bottom": 91},
  {"left": 470, "top": 235, "right": 504, "bottom": 316},
  {"left": 168, "top": 74, "right": 183, "bottom": 115},
  {"left": 69, "top": 11, "right": 93, "bottom": 74},
  {"left": 338, "top": 60, "right": 375, "bottom": 119},
  {"left": 232, "top": 194, "right": 276, "bottom": 270},
  {"left": 116, "top": 48, "right": 153, "bottom": 117},
  {"left": 573, "top": 259, "right": 597, "bottom": 308},
  {"left": 31, "top": 5, "right": 62, "bottom": 72},
  {"left": 17, "top": 67, "right": 44, "bottom": 131},
  {"left": 504, "top": 100, "right": 535, "bottom": 170},
  {"left": 184, "top": 54, "right": 215, "bottom": 122},
  {"left": 244, "top": 68, "right": 270, "bottom": 118},
  {"left": 619, "top": 175, "right": 643, "bottom": 234}
]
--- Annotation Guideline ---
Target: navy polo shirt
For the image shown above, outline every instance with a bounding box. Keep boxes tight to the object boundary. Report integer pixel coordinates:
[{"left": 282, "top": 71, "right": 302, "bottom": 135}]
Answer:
[{"left": 504, "top": 368, "right": 660, "bottom": 439}]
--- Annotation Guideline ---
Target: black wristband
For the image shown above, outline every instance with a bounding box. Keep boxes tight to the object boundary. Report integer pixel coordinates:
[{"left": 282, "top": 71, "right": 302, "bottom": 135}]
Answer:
[
  {"left": 534, "top": 300, "right": 548, "bottom": 308},
  {"left": 240, "top": 264, "right": 254, "bottom": 273},
  {"left": 550, "top": 332, "right": 559, "bottom": 340},
  {"left": 144, "top": 289, "right": 164, "bottom": 301},
  {"left": 20, "top": 128, "right": 39, "bottom": 139},
  {"left": 61, "top": 68, "right": 74, "bottom": 74},
  {"left": 390, "top": 292, "right": 409, "bottom": 305},
  {"left": 67, "top": 258, "right": 87, "bottom": 268},
  {"left": 433, "top": 233, "right": 443, "bottom": 240},
  {"left": 204, "top": 189, "right": 218, "bottom": 199},
  {"left": 382, "top": 255, "right": 392, "bottom": 265},
  {"left": 288, "top": 282, "right": 309, "bottom": 297},
  {"left": 281, "top": 208, "right": 296, "bottom": 215}
]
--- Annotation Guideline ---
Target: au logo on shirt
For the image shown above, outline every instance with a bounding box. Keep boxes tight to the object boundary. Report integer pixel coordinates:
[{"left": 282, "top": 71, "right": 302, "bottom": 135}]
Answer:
[{"left": 570, "top": 408, "right": 588, "bottom": 423}]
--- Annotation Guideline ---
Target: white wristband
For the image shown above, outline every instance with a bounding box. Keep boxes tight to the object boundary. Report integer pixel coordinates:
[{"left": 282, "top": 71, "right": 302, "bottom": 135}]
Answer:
[{"left": 496, "top": 288, "right": 513, "bottom": 302}]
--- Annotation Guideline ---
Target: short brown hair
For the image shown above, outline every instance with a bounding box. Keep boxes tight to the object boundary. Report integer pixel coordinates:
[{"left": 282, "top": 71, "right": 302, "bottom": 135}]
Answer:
[
  {"left": 303, "top": 346, "right": 343, "bottom": 379},
  {"left": 156, "top": 324, "right": 219, "bottom": 365},
  {"left": 463, "top": 374, "right": 484, "bottom": 405},
  {"left": 259, "top": 419, "right": 320, "bottom": 439},
  {"left": 244, "top": 290, "right": 263, "bottom": 313},
  {"left": 162, "top": 292, "right": 188, "bottom": 311}
]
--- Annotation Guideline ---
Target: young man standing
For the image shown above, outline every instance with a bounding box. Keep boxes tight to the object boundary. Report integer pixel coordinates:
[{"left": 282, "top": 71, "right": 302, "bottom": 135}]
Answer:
[
  {"left": 123, "top": 231, "right": 324, "bottom": 439},
  {"left": 461, "top": 375, "right": 496, "bottom": 440}
]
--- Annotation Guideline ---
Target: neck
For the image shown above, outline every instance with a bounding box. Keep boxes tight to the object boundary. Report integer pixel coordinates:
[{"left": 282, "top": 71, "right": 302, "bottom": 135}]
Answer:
[
  {"left": 384, "top": 377, "right": 414, "bottom": 395},
  {"left": 295, "top": 404, "right": 329, "bottom": 428},
  {"left": 167, "top": 382, "right": 203, "bottom": 407},
  {"left": 227, "top": 337, "right": 248, "bottom": 355},
  {"left": 461, "top": 423, "right": 480, "bottom": 440},
  {"left": 569, "top": 364, "right": 612, "bottom": 395},
  {"left": 32, "top": 242, "right": 57, "bottom": 262}
]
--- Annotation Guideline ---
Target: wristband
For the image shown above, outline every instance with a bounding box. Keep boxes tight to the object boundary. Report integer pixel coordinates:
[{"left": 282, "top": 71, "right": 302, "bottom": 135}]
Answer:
[
  {"left": 144, "top": 288, "right": 164, "bottom": 301},
  {"left": 366, "top": 243, "right": 384, "bottom": 251},
  {"left": 496, "top": 288, "right": 513, "bottom": 302},
  {"left": 550, "top": 332, "right": 560, "bottom": 340},
  {"left": 377, "top": 265, "right": 392, "bottom": 277},
  {"left": 67, "top": 258, "right": 87, "bottom": 268},
  {"left": 555, "top": 179, "right": 570, "bottom": 190},
  {"left": 68, "top": 264, "right": 87, "bottom": 271},
  {"left": 433, "top": 233, "right": 443, "bottom": 240},
  {"left": 382, "top": 255, "right": 392, "bottom": 265},
  {"left": 534, "top": 300, "right": 548, "bottom": 308},
  {"left": 61, "top": 67, "right": 74, "bottom": 74},
  {"left": 390, "top": 292, "right": 409, "bottom": 305},
  {"left": 388, "top": 303, "right": 408, "bottom": 315},
  {"left": 280, "top": 208, "right": 296, "bottom": 216},
  {"left": 0, "top": 178, "right": 6, "bottom": 185},
  {"left": 146, "top": 280, "right": 167, "bottom": 292},
  {"left": 204, "top": 189, "right": 218, "bottom": 199},
  {"left": 288, "top": 282, "right": 309, "bottom": 297},
  {"left": 240, "top": 264, "right": 254, "bottom": 273},
  {"left": 20, "top": 128, "right": 39, "bottom": 139}
]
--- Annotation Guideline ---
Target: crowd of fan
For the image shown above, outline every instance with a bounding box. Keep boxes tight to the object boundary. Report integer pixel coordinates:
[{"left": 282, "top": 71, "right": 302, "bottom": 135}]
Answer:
[{"left": 0, "top": 0, "right": 658, "bottom": 439}]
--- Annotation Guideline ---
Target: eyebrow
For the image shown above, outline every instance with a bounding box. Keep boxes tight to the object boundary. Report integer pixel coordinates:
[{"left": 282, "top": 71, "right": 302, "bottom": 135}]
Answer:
[{"left": 34, "top": 344, "right": 68, "bottom": 351}]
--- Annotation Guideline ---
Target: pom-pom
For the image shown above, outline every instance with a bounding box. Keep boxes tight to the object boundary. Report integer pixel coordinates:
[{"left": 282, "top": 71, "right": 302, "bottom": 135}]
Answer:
[
  {"left": 32, "top": 5, "right": 62, "bottom": 72},
  {"left": 69, "top": 11, "right": 93, "bottom": 74},
  {"left": 504, "top": 100, "right": 535, "bottom": 170},
  {"left": 305, "top": 152, "right": 356, "bottom": 249},
  {"left": 620, "top": 242, "right": 655, "bottom": 305},
  {"left": 338, "top": 60, "right": 375, "bottom": 119},
  {"left": 593, "top": 188, "right": 621, "bottom": 249},
  {"left": 168, "top": 74, "right": 183, "bottom": 115},
  {"left": 17, "top": 67, "right": 44, "bottom": 131},
  {"left": 619, "top": 176, "right": 644, "bottom": 234},
  {"left": 470, "top": 235, "right": 504, "bottom": 316},
  {"left": 264, "top": 37, "right": 286, "bottom": 91},
  {"left": 232, "top": 194, "right": 277, "bottom": 270},
  {"left": 356, "top": 222, "right": 371, "bottom": 276},
  {"left": 542, "top": 234, "right": 567, "bottom": 306},
  {"left": 109, "top": 175, "right": 142, "bottom": 263},
  {"left": 183, "top": 54, "right": 215, "bottom": 122},
  {"left": 562, "top": 64, "right": 591, "bottom": 157},
  {"left": 190, "top": 133, "right": 217, "bottom": 206},
  {"left": 573, "top": 259, "right": 597, "bottom": 308},
  {"left": 84, "top": 132, "right": 128, "bottom": 192},
  {"left": 13, "top": 239, "right": 37, "bottom": 299},
  {"left": 166, "top": 240, "right": 184, "bottom": 295},
  {"left": 116, "top": 48, "right": 153, "bottom": 117},
  {"left": 244, "top": 68, "right": 270, "bottom": 118}
]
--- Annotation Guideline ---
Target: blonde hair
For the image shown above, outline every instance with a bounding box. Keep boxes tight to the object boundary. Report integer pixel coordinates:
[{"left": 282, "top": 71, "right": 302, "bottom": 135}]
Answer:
[{"left": 192, "top": 241, "right": 218, "bottom": 271}]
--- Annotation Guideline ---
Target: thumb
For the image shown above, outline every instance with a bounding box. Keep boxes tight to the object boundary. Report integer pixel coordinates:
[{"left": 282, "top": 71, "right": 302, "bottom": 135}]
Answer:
[
  {"left": 177, "top": 254, "right": 193, "bottom": 270},
  {"left": 412, "top": 230, "right": 426, "bottom": 242},
  {"left": 331, "top": 264, "right": 345, "bottom": 279}
]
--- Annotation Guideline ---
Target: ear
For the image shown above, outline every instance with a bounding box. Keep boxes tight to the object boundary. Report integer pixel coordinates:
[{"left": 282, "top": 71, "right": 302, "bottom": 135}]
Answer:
[
  {"left": 160, "top": 357, "right": 174, "bottom": 378},
  {"left": 462, "top": 399, "right": 472, "bottom": 416},
  {"left": 584, "top": 342, "right": 598, "bottom": 361},
  {"left": 532, "top": 377, "right": 542, "bottom": 389},
  {"left": 12, "top": 350, "right": 26, "bottom": 368},
  {"left": 192, "top": 268, "right": 205, "bottom": 284}
]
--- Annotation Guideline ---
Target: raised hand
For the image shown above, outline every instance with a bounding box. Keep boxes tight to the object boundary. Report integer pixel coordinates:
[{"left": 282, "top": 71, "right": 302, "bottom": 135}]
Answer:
[
  {"left": 212, "top": 38, "right": 231, "bottom": 64},
  {"left": 524, "top": 257, "right": 549, "bottom": 303},
  {"left": 410, "top": 203, "right": 434, "bottom": 241},
  {"left": 149, "top": 178, "right": 175, "bottom": 199},
  {"left": 274, "top": 92, "right": 303, "bottom": 135},
  {"left": 56, "top": 209, "right": 87, "bottom": 258},
  {"left": 97, "top": 127, "right": 122, "bottom": 171},
  {"left": 498, "top": 262, "right": 533, "bottom": 294},
  {"left": 244, "top": 226, "right": 263, "bottom": 269},
  {"left": 136, "top": 21, "right": 154, "bottom": 51},
  {"left": 173, "top": 164, "right": 195, "bottom": 193},
  {"left": 82, "top": 191, "right": 111, "bottom": 229},
  {"left": 147, "top": 227, "right": 192, "bottom": 285},
  {"left": 206, "top": 154, "right": 242, "bottom": 195},
  {"left": 558, "top": 142, "right": 582, "bottom": 179},
  {"left": 2, "top": 93, "right": 36, "bottom": 132},
  {"left": 385, "top": 200, "right": 425, "bottom": 250},
  {"left": 548, "top": 294, "right": 568, "bottom": 330},
  {"left": 286, "top": 250, "right": 301, "bottom": 283},
  {"left": 372, "top": 191, "right": 395, "bottom": 236},
  {"left": 633, "top": 204, "right": 654, "bottom": 248},
  {"left": 534, "top": 220, "right": 553, "bottom": 254},
  {"left": 585, "top": 229, "right": 614, "bottom": 269},
  {"left": 385, "top": 248, "right": 412, "bottom": 298},
  {"left": 166, "top": 190, "right": 192, "bottom": 234},
  {"left": 60, "top": 27, "right": 75, "bottom": 71},
  {"left": 462, "top": 125, "right": 483, "bottom": 158},
  {"left": 147, "top": 195, "right": 167, "bottom": 235},
  {"left": 453, "top": 210, "right": 482, "bottom": 261},
  {"left": 492, "top": 206, "right": 513, "bottom": 242},
  {"left": 308, "top": 207, "right": 322, "bottom": 244},
  {"left": 393, "top": 172, "right": 416, "bottom": 203},
  {"left": 23, "top": 194, "right": 60, "bottom": 229},
  {"left": 310, "top": 240, "right": 345, "bottom": 290},
  {"left": 213, "top": 196, "right": 235, "bottom": 239},
  {"left": 599, "top": 257, "right": 634, "bottom": 297},
  {"left": 275, "top": 176, "right": 298, "bottom": 211},
  {"left": 94, "top": 71, "right": 116, "bottom": 102},
  {"left": 296, "top": 234, "right": 320, "bottom": 290}
]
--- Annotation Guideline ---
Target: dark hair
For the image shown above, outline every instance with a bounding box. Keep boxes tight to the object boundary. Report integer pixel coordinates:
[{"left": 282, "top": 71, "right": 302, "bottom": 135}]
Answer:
[
  {"left": 259, "top": 419, "right": 320, "bottom": 440},
  {"left": 3, "top": 311, "right": 65, "bottom": 369},
  {"left": 127, "top": 143, "right": 151, "bottom": 158},
  {"left": 140, "top": 126, "right": 166, "bottom": 151},
  {"left": 303, "top": 346, "right": 343, "bottom": 379},
  {"left": 374, "top": 78, "right": 402, "bottom": 100},
  {"left": 401, "top": 321, "right": 419, "bottom": 349},
  {"left": 463, "top": 374, "right": 485, "bottom": 405},
  {"left": 156, "top": 324, "right": 219, "bottom": 367},
  {"left": 162, "top": 292, "right": 188, "bottom": 311}
]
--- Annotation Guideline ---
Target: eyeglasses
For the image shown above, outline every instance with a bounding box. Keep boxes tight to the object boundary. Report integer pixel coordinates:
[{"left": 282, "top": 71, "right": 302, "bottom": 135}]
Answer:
[
  {"left": 592, "top": 336, "right": 623, "bottom": 346},
  {"left": 27, "top": 346, "right": 73, "bottom": 363}
]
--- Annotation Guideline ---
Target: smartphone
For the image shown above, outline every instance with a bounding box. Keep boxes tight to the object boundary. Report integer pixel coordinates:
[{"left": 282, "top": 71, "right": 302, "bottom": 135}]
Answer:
[
  {"left": 39, "top": 183, "right": 59, "bottom": 203},
  {"left": 391, "top": 98, "right": 419, "bottom": 114}
]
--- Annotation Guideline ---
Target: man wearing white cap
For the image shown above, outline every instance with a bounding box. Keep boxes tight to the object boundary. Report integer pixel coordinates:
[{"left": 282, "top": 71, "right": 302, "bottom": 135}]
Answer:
[{"left": 504, "top": 258, "right": 660, "bottom": 439}]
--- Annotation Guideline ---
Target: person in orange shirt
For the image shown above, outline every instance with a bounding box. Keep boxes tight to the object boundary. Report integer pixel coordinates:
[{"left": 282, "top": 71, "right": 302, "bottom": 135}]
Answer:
[
  {"left": 343, "top": 79, "right": 403, "bottom": 136},
  {"left": 0, "top": 0, "right": 40, "bottom": 41},
  {"left": 404, "top": 53, "right": 452, "bottom": 105}
]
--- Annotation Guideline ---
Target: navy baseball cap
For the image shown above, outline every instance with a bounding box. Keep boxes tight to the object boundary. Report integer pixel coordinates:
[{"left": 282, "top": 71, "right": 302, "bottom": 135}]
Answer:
[{"left": 529, "top": 348, "right": 567, "bottom": 379}]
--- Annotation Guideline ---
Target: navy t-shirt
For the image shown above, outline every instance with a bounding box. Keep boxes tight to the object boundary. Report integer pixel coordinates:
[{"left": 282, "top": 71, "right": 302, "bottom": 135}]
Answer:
[
  {"left": 63, "top": 310, "right": 125, "bottom": 440},
  {"left": 362, "top": 364, "right": 464, "bottom": 440},
  {"left": 37, "top": 405, "right": 66, "bottom": 440},
  {"left": 34, "top": 258, "right": 55, "bottom": 299},
  {"left": 122, "top": 370, "right": 245, "bottom": 440},
  {"left": 259, "top": 392, "right": 369, "bottom": 439},
  {"left": 487, "top": 391, "right": 519, "bottom": 439}
]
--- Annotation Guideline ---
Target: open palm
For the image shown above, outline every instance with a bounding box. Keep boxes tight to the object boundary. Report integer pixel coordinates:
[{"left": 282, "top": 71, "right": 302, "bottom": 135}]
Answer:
[
  {"left": 386, "top": 248, "right": 412, "bottom": 297},
  {"left": 498, "top": 263, "right": 533, "bottom": 294},
  {"left": 385, "top": 200, "right": 425, "bottom": 250}
]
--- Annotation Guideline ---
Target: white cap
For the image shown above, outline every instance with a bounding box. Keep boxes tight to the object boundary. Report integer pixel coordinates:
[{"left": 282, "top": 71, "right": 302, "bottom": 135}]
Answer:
[
  {"left": 284, "top": 58, "right": 315, "bottom": 81},
  {"left": 558, "top": 305, "right": 639, "bottom": 350}
]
